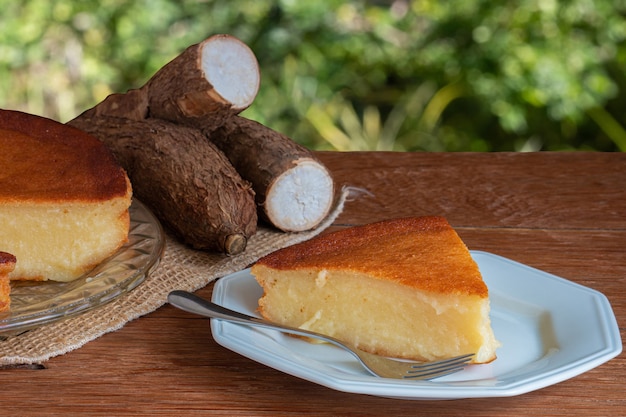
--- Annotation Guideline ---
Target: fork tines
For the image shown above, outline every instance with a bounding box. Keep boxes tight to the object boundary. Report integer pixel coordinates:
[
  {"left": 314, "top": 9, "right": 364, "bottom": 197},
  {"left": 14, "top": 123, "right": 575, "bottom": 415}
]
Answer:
[{"left": 404, "top": 353, "right": 475, "bottom": 380}]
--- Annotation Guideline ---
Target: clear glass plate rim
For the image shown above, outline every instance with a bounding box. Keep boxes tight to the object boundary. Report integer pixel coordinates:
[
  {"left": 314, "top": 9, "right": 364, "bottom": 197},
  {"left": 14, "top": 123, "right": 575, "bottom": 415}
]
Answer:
[{"left": 0, "top": 199, "right": 164, "bottom": 334}]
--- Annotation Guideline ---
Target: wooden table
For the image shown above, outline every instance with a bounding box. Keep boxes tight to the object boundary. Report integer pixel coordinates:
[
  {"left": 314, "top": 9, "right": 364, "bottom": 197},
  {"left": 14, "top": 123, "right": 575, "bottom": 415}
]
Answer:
[{"left": 3, "top": 152, "right": 624, "bottom": 416}]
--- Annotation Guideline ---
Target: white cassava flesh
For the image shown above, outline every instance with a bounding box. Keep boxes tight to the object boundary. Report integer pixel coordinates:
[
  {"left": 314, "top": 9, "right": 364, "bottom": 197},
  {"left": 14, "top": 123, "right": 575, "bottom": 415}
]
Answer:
[
  {"left": 201, "top": 36, "right": 260, "bottom": 110},
  {"left": 265, "top": 159, "right": 335, "bottom": 232}
]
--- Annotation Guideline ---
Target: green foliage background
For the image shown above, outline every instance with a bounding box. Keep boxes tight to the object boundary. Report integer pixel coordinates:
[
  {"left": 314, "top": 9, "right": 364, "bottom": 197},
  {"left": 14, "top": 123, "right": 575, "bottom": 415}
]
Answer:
[{"left": 1, "top": 0, "right": 625, "bottom": 151}]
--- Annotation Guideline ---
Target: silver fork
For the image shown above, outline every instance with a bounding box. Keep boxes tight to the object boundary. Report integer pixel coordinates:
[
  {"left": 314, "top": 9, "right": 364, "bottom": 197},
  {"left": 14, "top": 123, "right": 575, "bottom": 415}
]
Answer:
[{"left": 168, "top": 290, "right": 474, "bottom": 380}]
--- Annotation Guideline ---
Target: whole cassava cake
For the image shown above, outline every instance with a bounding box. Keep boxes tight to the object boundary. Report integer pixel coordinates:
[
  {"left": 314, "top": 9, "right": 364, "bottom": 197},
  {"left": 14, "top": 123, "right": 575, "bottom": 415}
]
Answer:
[
  {"left": 251, "top": 216, "right": 499, "bottom": 364},
  {"left": 0, "top": 109, "right": 132, "bottom": 282}
]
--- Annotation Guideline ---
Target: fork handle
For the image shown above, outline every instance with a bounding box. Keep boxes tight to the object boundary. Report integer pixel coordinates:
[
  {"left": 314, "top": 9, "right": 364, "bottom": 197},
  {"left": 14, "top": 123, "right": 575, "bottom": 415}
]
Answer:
[{"left": 168, "top": 290, "right": 347, "bottom": 348}]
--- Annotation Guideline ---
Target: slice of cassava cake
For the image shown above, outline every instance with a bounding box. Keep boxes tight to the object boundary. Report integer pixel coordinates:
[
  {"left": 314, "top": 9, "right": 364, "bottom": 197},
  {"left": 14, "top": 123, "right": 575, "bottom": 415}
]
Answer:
[
  {"left": 0, "top": 109, "right": 132, "bottom": 282},
  {"left": 251, "top": 216, "right": 499, "bottom": 364},
  {"left": 0, "top": 252, "right": 16, "bottom": 312}
]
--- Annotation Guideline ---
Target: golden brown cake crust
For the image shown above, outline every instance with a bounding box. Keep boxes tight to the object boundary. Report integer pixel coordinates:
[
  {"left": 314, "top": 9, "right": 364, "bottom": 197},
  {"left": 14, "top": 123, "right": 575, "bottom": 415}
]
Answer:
[
  {"left": 255, "top": 216, "right": 488, "bottom": 297},
  {"left": 0, "top": 109, "right": 130, "bottom": 202}
]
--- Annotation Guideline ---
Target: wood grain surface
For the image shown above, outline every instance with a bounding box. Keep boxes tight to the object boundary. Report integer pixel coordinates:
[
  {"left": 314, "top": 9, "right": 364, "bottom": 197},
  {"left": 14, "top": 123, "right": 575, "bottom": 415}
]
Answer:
[{"left": 2, "top": 151, "right": 624, "bottom": 416}]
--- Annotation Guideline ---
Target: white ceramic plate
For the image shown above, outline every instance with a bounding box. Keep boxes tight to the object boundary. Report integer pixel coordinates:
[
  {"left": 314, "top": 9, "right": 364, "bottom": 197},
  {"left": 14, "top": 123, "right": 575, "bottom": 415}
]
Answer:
[{"left": 210, "top": 251, "right": 622, "bottom": 400}]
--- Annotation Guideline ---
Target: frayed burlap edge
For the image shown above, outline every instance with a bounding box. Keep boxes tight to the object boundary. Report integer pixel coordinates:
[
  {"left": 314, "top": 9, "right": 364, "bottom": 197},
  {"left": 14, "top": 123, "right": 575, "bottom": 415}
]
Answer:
[{"left": 0, "top": 188, "right": 349, "bottom": 365}]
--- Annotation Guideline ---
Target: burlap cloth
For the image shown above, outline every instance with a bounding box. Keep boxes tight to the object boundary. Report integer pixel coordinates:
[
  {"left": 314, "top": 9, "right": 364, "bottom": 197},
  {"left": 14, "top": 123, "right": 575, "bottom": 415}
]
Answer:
[{"left": 0, "top": 189, "right": 350, "bottom": 365}]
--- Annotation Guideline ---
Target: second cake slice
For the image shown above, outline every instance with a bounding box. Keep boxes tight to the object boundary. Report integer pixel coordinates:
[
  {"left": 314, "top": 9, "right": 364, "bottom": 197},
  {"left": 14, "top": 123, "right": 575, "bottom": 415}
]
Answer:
[{"left": 251, "top": 216, "right": 499, "bottom": 364}]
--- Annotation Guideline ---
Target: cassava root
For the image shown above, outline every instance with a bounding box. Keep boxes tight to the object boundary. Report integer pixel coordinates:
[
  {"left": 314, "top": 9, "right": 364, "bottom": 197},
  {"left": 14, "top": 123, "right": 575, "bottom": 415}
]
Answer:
[
  {"left": 68, "top": 115, "right": 257, "bottom": 254},
  {"left": 69, "top": 34, "right": 262, "bottom": 254},
  {"left": 207, "top": 116, "right": 335, "bottom": 232},
  {"left": 146, "top": 34, "right": 260, "bottom": 129},
  {"left": 77, "top": 34, "right": 260, "bottom": 129},
  {"left": 69, "top": 33, "right": 335, "bottom": 253}
]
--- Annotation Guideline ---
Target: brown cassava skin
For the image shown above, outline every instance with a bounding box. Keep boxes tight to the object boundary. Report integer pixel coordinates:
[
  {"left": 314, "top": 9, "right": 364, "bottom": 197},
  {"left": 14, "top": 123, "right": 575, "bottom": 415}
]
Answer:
[
  {"left": 68, "top": 115, "right": 257, "bottom": 254},
  {"left": 207, "top": 116, "right": 334, "bottom": 227},
  {"left": 146, "top": 49, "right": 231, "bottom": 126},
  {"left": 76, "top": 88, "right": 149, "bottom": 121}
]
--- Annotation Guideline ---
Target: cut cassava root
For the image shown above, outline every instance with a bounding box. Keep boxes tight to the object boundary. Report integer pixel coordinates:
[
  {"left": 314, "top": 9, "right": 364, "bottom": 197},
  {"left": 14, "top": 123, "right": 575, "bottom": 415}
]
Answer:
[
  {"left": 76, "top": 34, "right": 260, "bottom": 128},
  {"left": 146, "top": 34, "right": 260, "bottom": 129},
  {"left": 137, "top": 33, "right": 334, "bottom": 232},
  {"left": 68, "top": 115, "right": 257, "bottom": 255},
  {"left": 68, "top": 33, "right": 335, "bottom": 253},
  {"left": 208, "top": 116, "right": 335, "bottom": 232}
]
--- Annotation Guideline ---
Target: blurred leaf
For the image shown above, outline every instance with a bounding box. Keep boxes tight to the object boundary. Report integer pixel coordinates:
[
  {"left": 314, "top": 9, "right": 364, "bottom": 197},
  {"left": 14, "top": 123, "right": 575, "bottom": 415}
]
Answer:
[{"left": 0, "top": 0, "right": 624, "bottom": 151}]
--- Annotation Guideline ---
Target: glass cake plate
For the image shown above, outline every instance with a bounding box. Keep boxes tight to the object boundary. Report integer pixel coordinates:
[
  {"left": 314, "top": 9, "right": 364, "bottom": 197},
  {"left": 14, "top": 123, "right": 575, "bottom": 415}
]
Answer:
[
  {"left": 210, "top": 251, "right": 622, "bottom": 400},
  {"left": 0, "top": 199, "right": 164, "bottom": 336}
]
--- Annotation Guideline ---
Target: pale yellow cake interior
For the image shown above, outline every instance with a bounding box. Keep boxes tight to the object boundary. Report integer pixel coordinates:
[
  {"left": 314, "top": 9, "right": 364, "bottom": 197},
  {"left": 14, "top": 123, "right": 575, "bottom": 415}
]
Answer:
[
  {"left": 1, "top": 199, "right": 130, "bottom": 282},
  {"left": 255, "top": 265, "right": 498, "bottom": 363}
]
